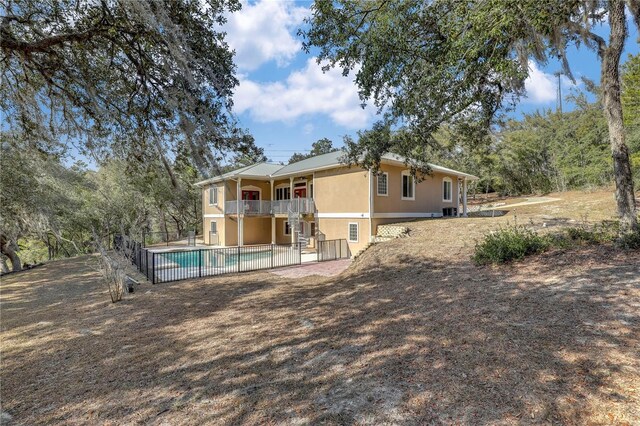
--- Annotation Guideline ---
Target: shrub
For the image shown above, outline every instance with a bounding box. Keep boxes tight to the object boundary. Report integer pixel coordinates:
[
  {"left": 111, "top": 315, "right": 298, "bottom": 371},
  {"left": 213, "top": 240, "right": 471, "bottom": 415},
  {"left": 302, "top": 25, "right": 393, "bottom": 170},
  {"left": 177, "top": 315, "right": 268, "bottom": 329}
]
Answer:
[
  {"left": 617, "top": 230, "right": 640, "bottom": 250},
  {"left": 473, "top": 224, "right": 550, "bottom": 265}
]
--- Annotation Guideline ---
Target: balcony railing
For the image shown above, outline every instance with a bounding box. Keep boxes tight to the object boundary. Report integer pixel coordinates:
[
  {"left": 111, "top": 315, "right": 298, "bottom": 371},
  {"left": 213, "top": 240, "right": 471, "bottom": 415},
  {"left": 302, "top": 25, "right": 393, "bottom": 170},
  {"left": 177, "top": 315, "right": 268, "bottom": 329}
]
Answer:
[
  {"left": 271, "top": 198, "right": 315, "bottom": 214},
  {"left": 224, "top": 198, "right": 315, "bottom": 215}
]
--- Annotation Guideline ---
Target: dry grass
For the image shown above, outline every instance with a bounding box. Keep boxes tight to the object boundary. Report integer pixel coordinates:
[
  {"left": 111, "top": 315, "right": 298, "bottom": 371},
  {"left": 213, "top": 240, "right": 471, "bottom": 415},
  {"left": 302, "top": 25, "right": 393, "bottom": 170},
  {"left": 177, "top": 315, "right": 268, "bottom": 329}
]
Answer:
[{"left": 1, "top": 190, "right": 639, "bottom": 425}]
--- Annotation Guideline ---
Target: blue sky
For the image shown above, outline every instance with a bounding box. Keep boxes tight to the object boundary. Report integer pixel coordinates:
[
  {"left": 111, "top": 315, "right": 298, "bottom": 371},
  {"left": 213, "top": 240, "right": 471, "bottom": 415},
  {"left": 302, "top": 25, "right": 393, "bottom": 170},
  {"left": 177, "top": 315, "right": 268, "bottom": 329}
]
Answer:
[{"left": 225, "top": 0, "right": 639, "bottom": 164}]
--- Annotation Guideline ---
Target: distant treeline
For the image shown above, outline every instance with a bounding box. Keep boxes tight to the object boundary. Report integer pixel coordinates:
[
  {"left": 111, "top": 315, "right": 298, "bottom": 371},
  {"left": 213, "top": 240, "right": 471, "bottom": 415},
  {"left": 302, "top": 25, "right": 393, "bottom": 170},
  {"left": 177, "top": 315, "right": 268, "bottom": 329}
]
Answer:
[
  {"left": 432, "top": 55, "right": 640, "bottom": 196},
  {"left": 433, "top": 97, "right": 639, "bottom": 197}
]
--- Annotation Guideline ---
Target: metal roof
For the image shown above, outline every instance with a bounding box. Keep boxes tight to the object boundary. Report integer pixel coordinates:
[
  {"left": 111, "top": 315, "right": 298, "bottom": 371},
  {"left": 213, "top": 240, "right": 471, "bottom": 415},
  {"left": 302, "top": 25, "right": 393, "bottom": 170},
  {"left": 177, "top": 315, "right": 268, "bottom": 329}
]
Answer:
[
  {"left": 194, "top": 151, "right": 478, "bottom": 186},
  {"left": 194, "top": 162, "right": 282, "bottom": 186},
  {"left": 270, "top": 151, "right": 347, "bottom": 177}
]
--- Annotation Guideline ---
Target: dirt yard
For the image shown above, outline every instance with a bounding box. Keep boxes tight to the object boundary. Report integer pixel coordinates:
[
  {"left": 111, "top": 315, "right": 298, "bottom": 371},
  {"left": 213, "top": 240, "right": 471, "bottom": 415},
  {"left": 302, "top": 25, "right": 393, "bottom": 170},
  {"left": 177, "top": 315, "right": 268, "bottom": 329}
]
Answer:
[{"left": 1, "top": 190, "right": 639, "bottom": 425}]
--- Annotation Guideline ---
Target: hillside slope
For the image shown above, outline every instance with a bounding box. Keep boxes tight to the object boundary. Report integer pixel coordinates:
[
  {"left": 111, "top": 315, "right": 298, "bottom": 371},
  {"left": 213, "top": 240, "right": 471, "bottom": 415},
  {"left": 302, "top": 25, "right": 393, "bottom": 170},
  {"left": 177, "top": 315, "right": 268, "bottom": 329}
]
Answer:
[{"left": 1, "top": 190, "right": 639, "bottom": 425}]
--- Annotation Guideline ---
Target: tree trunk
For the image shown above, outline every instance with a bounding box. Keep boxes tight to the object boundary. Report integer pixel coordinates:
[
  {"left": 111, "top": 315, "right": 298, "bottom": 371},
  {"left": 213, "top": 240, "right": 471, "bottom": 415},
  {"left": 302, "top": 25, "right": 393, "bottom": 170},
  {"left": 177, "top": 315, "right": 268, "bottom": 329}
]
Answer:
[
  {"left": 0, "top": 255, "right": 9, "bottom": 274},
  {"left": 0, "top": 234, "right": 22, "bottom": 272},
  {"left": 602, "top": 0, "right": 638, "bottom": 234}
]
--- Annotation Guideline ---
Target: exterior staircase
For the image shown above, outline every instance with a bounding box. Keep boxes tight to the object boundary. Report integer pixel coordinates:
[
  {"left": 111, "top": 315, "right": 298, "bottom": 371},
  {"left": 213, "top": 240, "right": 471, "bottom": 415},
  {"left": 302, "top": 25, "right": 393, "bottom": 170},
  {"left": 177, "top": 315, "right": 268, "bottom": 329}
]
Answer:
[{"left": 287, "top": 209, "right": 309, "bottom": 248}]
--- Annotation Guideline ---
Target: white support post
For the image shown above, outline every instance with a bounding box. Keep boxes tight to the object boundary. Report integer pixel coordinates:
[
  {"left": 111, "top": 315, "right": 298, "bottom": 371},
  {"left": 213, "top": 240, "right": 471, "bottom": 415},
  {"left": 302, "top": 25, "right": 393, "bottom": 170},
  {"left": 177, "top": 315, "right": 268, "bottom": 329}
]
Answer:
[
  {"left": 463, "top": 178, "right": 468, "bottom": 217},
  {"left": 271, "top": 217, "right": 276, "bottom": 244},
  {"left": 270, "top": 179, "right": 275, "bottom": 244},
  {"left": 289, "top": 177, "right": 295, "bottom": 245},
  {"left": 456, "top": 179, "right": 461, "bottom": 217},
  {"left": 368, "top": 169, "right": 374, "bottom": 242},
  {"left": 237, "top": 178, "right": 242, "bottom": 245}
]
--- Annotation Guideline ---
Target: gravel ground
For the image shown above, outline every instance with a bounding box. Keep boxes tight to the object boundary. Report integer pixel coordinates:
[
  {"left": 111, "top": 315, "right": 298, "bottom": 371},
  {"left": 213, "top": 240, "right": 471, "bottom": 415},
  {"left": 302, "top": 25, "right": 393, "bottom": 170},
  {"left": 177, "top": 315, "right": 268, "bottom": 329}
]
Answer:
[{"left": 1, "top": 190, "right": 638, "bottom": 425}]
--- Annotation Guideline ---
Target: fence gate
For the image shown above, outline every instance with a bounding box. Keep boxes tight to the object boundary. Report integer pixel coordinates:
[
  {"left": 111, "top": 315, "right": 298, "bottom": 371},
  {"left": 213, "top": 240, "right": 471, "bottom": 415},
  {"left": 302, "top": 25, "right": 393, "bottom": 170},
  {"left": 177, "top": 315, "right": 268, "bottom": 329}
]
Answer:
[{"left": 317, "top": 239, "right": 350, "bottom": 262}]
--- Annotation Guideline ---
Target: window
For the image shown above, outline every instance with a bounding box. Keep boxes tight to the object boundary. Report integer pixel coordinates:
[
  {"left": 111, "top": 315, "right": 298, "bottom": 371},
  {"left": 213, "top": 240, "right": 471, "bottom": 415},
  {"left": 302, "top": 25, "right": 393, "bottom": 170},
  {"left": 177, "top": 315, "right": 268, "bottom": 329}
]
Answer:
[
  {"left": 210, "top": 221, "right": 217, "bottom": 234},
  {"left": 208, "top": 187, "right": 218, "bottom": 205},
  {"left": 443, "top": 177, "right": 452, "bottom": 202},
  {"left": 348, "top": 223, "right": 359, "bottom": 242},
  {"left": 284, "top": 221, "right": 291, "bottom": 236},
  {"left": 377, "top": 172, "right": 388, "bottom": 196},
  {"left": 310, "top": 222, "right": 316, "bottom": 237},
  {"left": 309, "top": 183, "right": 314, "bottom": 198},
  {"left": 401, "top": 171, "right": 414, "bottom": 200},
  {"left": 275, "top": 186, "right": 291, "bottom": 200}
]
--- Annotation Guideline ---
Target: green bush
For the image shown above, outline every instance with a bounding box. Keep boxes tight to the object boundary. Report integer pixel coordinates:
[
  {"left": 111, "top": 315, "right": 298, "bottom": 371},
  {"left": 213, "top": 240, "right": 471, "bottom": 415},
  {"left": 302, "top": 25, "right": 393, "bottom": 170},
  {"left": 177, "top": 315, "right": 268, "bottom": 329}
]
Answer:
[
  {"left": 563, "top": 221, "right": 617, "bottom": 245},
  {"left": 617, "top": 230, "right": 640, "bottom": 249},
  {"left": 473, "top": 224, "right": 550, "bottom": 265},
  {"left": 562, "top": 220, "right": 640, "bottom": 249}
]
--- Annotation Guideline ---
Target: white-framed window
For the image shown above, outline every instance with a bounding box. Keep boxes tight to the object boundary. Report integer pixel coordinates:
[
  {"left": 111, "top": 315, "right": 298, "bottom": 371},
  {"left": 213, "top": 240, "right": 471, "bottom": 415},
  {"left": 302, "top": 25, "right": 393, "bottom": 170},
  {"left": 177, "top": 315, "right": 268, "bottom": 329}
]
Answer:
[
  {"left": 443, "top": 177, "right": 453, "bottom": 202},
  {"left": 284, "top": 221, "right": 291, "bottom": 236},
  {"left": 348, "top": 222, "right": 359, "bottom": 242},
  {"left": 401, "top": 171, "right": 415, "bottom": 200},
  {"left": 210, "top": 221, "right": 217, "bottom": 234},
  {"left": 208, "top": 186, "right": 218, "bottom": 205},
  {"left": 275, "top": 186, "right": 291, "bottom": 200},
  {"left": 377, "top": 172, "right": 388, "bottom": 196}
]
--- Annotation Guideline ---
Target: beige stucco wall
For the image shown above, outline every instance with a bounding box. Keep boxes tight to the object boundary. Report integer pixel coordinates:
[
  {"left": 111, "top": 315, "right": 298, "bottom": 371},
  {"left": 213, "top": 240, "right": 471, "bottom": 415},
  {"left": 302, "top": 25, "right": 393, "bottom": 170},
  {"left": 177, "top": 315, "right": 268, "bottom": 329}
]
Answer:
[
  {"left": 317, "top": 217, "right": 370, "bottom": 256},
  {"left": 373, "top": 164, "right": 460, "bottom": 215},
  {"left": 237, "top": 179, "right": 272, "bottom": 200},
  {"left": 202, "top": 182, "right": 227, "bottom": 216},
  {"left": 242, "top": 217, "right": 272, "bottom": 245},
  {"left": 203, "top": 218, "right": 219, "bottom": 245},
  {"left": 275, "top": 218, "right": 291, "bottom": 245},
  {"left": 202, "top": 178, "right": 273, "bottom": 217},
  {"left": 224, "top": 217, "right": 238, "bottom": 246},
  {"left": 313, "top": 167, "right": 370, "bottom": 214}
]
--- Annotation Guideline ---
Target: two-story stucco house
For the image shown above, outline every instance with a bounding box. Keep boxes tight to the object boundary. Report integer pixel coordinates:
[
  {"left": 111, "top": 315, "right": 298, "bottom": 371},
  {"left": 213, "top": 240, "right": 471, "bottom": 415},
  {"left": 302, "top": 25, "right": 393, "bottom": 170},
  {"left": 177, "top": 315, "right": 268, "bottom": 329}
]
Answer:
[{"left": 195, "top": 151, "right": 478, "bottom": 254}]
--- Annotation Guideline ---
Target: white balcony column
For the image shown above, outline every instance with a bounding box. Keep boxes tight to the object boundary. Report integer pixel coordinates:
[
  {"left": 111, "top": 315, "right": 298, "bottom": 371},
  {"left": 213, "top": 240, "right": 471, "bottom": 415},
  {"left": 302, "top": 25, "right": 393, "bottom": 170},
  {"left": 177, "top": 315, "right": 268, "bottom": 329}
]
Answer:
[
  {"left": 270, "top": 179, "right": 274, "bottom": 201},
  {"left": 289, "top": 176, "right": 295, "bottom": 245},
  {"left": 289, "top": 177, "right": 294, "bottom": 199},
  {"left": 456, "top": 178, "right": 461, "bottom": 217},
  {"left": 463, "top": 178, "right": 468, "bottom": 217},
  {"left": 271, "top": 217, "right": 276, "bottom": 244},
  {"left": 368, "top": 169, "right": 374, "bottom": 242},
  {"left": 237, "top": 178, "right": 242, "bottom": 245}
]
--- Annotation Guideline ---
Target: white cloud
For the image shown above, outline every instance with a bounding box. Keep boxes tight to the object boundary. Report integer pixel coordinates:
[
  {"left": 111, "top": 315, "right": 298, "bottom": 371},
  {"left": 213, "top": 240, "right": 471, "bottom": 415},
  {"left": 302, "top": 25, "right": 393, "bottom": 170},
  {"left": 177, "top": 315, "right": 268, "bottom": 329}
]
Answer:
[
  {"left": 524, "top": 61, "right": 557, "bottom": 103},
  {"left": 524, "top": 61, "right": 580, "bottom": 104},
  {"left": 233, "top": 58, "right": 374, "bottom": 129},
  {"left": 224, "top": 0, "right": 309, "bottom": 71}
]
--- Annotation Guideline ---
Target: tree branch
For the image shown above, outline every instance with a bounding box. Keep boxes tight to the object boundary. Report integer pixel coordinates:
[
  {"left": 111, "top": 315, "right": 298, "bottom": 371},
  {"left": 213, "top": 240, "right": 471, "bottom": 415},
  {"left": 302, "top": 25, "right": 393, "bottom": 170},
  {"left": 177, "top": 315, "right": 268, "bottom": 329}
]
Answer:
[{"left": 1, "top": 29, "right": 103, "bottom": 53}]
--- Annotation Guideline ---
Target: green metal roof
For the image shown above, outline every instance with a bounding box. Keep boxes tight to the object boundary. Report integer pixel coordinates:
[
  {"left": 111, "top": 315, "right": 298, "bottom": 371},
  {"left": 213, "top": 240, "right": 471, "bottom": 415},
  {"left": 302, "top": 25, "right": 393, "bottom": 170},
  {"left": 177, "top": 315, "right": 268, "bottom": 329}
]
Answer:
[
  {"left": 270, "top": 151, "right": 347, "bottom": 177},
  {"left": 194, "top": 151, "right": 478, "bottom": 186},
  {"left": 194, "top": 162, "right": 282, "bottom": 186}
]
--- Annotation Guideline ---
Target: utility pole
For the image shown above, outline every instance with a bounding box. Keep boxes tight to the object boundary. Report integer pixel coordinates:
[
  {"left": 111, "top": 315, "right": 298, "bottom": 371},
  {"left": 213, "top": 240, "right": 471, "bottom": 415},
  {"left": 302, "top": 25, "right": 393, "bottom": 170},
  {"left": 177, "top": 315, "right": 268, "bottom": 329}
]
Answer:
[{"left": 554, "top": 71, "right": 563, "bottom": 114}]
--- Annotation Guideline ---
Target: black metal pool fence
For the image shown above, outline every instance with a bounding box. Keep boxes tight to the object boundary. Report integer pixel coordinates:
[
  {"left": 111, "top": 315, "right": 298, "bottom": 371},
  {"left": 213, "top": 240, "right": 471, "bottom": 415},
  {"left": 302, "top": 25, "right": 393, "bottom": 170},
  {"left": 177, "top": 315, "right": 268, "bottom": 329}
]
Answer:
[
  {"left": 116, "top": 236, "right": 350, "bottom": 284},
  {"left": 141, "top": 230, "right": 196, "bottom": 248}
]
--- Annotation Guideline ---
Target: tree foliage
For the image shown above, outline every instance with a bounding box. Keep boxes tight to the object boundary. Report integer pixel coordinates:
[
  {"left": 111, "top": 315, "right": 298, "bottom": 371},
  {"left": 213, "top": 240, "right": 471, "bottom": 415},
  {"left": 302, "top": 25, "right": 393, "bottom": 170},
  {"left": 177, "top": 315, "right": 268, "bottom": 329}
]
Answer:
[
  {"left": 288, "top": 138, "right": 338, "bottom": 164},
  {"left": 0, "top": 134, "right": 203, "bottom": 271},
  {"left": 1, "top": 0, "right": 251, "bottom": 174},
  {"left": 304, "top": 0, "right": 639, "bottom": 232},
  {"left": 622, "top": 53, "right": 640, "bottom": 180}
]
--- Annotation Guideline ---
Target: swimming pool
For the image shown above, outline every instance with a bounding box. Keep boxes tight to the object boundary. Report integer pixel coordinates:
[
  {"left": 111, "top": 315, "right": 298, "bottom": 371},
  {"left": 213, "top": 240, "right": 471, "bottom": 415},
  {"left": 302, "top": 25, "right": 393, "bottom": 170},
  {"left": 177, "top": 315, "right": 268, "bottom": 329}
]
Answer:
[{"left": 160, "top": 248, "right": 272, "bottom": 268}]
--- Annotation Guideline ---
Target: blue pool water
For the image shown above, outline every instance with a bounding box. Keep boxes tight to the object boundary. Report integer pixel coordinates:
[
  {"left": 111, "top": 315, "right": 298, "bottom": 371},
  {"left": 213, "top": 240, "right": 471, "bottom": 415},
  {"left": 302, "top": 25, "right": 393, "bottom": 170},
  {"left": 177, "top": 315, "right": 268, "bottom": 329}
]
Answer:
[{"left": 161, "top": 249, "right": 272, "bottom": 268}]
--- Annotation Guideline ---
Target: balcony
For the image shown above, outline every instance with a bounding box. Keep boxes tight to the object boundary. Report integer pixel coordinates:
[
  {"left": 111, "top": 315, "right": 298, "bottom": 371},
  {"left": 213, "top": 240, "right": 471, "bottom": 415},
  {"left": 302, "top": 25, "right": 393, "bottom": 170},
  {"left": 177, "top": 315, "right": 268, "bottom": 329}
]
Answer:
[{"left": 225, "top": 198, "right": 315, "bottom": 215}]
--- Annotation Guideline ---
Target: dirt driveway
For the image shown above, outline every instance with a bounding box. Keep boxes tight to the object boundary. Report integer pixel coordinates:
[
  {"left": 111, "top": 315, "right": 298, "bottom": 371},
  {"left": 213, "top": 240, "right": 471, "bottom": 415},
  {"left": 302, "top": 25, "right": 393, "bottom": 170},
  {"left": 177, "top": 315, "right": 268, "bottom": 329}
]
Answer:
[{"left": 1, "top": 190, "right": 639, "bottom": 425}]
